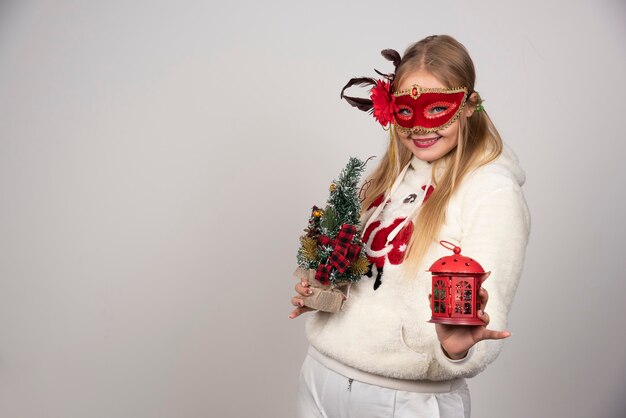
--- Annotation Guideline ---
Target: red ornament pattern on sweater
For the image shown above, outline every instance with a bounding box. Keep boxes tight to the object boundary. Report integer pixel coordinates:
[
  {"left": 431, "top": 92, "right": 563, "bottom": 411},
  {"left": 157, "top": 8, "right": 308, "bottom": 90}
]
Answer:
[{"left": 362, "top": 184, "right": 434, "bottom": 268}]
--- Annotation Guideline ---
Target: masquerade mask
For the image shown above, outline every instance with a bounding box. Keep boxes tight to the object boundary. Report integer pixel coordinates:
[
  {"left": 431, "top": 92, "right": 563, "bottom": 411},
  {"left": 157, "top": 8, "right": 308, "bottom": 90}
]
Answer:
[
  {"left": 340, "top": 49, "right": 483, "bottom": 132},
  {"left": 393, "top": 84, "right": 468, "bottom": 134}
]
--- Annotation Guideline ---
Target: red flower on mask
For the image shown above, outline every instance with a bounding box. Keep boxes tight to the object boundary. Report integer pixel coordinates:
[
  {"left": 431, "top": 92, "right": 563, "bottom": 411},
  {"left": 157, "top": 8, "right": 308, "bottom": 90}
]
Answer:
[{"left": 370, "top": 80, "right": 397, "bottom": 127}]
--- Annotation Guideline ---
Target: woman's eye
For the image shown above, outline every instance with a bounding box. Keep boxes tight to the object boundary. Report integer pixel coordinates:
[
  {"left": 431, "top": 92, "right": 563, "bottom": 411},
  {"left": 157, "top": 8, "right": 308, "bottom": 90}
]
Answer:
[
  {"left": 423, "top": 102, "right": 456, "bottom": 120},
  {"left": 429, "top": 106, "right": 448, "bottom": 114},
  {"left": 396, "top": 106, "right": 413, "bottom": 120}
]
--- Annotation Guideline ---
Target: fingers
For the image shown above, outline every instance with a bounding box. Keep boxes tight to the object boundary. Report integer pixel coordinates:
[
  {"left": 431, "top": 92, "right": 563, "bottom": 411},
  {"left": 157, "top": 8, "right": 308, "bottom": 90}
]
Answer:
[
  {"left": 478, "top": 309, "right": 490, "bottom": 326},
  {"left": 295, "top": 279, "right": 313, "bottom": 297},
  {"left": 289, "top": 306, "right": 314, "bottom": 319},
  {"left": 289, "top": 277, "right": 314, "bottom": 319},
  {"left": 478, "top": 307, "right": 510, "bottom": 341},
  {"left": 291, "top": 295, "right": 305, "bottom": 307},
  {"left": 481, "top": 328, "right": 512, "bottom": 341},
  {"left": 479, "top": 287, "right": 489, "bottom": 308}
]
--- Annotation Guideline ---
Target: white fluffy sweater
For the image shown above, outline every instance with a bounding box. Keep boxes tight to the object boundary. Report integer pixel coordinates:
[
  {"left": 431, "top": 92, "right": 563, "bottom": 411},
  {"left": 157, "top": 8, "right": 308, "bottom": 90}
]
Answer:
[{"left": 305, "top": 145, "right": 531, "bottom": 381}]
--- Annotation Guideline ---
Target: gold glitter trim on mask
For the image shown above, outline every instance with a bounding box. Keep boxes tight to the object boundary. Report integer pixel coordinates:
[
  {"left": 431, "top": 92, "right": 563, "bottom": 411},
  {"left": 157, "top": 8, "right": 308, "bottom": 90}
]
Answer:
[{"left": 393, "top": 84, "right": 468, "bottom": 99}]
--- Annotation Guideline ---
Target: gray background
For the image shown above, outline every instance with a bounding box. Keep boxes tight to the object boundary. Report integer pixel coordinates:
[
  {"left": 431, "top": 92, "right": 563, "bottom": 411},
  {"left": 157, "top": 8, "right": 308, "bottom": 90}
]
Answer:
[{"left": 1, "top": 0, "right": 625, "bottom": 417}]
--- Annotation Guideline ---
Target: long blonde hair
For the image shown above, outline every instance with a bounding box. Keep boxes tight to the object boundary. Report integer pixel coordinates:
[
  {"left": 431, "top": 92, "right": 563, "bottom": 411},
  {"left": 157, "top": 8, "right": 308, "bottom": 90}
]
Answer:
[{"left": 360, "top": 35, "right": 503, "bottom": 276}]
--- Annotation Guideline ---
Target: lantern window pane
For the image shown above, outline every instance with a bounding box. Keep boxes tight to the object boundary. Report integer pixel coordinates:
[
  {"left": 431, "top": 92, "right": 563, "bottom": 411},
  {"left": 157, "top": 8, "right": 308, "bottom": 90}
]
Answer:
[
  {"left": 451, "top": 279, "right": 474, "bottom": 317},
  {"left": 435, "top": 302, "right": 447, "bottom": 313},
  {"left": 434, "top": 280, "right": 446, "bottom": 301}
]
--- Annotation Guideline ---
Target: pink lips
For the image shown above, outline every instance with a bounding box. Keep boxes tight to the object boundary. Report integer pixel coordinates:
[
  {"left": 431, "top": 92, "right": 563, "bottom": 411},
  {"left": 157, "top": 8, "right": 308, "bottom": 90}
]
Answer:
[{"left": 412, "top": 136, "right": 441, "bottom": 149}]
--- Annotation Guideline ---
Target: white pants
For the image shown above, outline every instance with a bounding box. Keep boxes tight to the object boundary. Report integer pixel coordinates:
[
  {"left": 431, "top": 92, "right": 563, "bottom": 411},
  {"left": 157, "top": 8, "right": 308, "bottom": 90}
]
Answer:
[{"left": 296, "top": 352, "right": 471, "bottom": 418}]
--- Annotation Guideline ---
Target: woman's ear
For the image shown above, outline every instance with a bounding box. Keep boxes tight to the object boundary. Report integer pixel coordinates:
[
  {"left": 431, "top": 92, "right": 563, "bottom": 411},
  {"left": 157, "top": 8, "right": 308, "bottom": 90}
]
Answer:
[{"left": 464, "top": 92, "right": 478, "bottom": 118}]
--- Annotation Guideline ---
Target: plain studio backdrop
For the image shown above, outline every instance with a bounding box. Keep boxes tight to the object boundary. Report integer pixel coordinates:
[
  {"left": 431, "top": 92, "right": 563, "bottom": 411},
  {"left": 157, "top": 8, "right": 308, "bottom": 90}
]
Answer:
[{"left": 0, "top": 1, "right": 625, "bottom": 417}]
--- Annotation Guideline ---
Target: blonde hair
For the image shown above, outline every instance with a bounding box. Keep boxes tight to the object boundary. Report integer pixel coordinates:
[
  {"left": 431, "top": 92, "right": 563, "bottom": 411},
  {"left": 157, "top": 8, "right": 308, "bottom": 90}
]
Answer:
[{"left": 360, "top": 35, "right": 503, "bottom": 277}]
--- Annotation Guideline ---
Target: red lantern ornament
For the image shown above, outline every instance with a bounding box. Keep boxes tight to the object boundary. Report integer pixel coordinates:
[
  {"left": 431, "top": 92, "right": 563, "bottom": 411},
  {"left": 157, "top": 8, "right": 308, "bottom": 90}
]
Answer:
[{"left": 428, "top": 241, "right": 491, "bottom": 326}]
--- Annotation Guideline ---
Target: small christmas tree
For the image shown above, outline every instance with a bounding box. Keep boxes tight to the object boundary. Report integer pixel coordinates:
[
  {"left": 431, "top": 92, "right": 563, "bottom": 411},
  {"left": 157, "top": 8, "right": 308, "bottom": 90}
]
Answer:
[{"left": 295, "top": 158, "right": 369, "bottom": 312}]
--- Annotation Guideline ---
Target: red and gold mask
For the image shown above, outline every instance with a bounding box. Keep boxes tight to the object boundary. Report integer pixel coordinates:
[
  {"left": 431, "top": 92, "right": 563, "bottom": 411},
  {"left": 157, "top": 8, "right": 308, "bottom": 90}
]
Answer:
[{"left": 393, "top": 84, "right": 468, "bottom": 134}]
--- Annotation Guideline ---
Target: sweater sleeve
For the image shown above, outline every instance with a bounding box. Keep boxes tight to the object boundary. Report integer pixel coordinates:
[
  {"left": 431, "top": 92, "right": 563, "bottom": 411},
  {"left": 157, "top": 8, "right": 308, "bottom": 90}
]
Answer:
[{"left": 429, "top": 184, "right": 531, "bottom": 379}]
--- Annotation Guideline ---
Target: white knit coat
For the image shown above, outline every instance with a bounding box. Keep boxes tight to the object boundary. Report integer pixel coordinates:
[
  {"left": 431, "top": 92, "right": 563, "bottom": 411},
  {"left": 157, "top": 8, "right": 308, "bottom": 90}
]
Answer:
[{"left": 305, "top": 144, "right": 531, "bottom": 381}]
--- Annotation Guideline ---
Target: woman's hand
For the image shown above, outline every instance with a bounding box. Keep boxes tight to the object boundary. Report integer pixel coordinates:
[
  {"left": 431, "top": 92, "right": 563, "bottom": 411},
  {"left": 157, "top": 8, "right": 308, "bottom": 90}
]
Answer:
[
  {"left": 430, "top": 287, "right": 511, "bottom": 360},
  {"left": 288, "top": 277, "right": 316, "bottom": 319}
]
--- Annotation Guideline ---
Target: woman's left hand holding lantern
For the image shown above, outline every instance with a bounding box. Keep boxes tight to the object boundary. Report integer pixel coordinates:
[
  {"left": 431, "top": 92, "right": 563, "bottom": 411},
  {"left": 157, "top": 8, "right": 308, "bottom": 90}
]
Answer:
[{"left": 432, "top": 287, "right": 511, "bottom": 360}]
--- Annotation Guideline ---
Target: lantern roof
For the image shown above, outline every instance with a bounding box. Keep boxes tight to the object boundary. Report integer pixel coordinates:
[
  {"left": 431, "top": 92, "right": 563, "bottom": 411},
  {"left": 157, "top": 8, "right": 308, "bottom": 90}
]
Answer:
[{"left": 428, "top": 241, "right": 486, "bottom": 274}]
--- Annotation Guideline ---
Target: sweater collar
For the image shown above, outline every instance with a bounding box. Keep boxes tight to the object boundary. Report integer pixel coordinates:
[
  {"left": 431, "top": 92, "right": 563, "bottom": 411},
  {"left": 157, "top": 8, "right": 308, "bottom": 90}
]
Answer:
[{"left": 409, "top": 155, "right": 432, "bottom": 174}]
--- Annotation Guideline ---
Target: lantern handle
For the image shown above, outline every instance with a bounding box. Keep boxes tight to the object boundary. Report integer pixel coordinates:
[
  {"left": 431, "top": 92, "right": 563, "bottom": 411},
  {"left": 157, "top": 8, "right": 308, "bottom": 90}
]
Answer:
[{"left": 439, "top": 240, "right": 461, "bottom": 254}]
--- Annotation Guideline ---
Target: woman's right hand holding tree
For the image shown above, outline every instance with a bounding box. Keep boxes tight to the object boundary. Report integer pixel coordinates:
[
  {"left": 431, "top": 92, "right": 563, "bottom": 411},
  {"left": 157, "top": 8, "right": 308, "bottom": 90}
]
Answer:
[{"left": 289, "top": 277, "right": 315, "bottom": 319}]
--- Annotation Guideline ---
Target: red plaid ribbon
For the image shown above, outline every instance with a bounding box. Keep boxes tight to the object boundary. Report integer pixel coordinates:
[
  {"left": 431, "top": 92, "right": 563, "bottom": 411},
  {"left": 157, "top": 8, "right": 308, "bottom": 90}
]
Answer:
[{"left": 315, "top": 224, "right": 362, "bottom": 284}]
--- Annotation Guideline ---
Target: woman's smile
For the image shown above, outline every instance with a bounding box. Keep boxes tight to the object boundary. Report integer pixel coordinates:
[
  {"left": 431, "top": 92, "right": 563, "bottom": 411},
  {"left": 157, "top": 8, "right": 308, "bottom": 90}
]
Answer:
[{"left": 411, "top": 135, "right": 442, "bottom": 149}]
